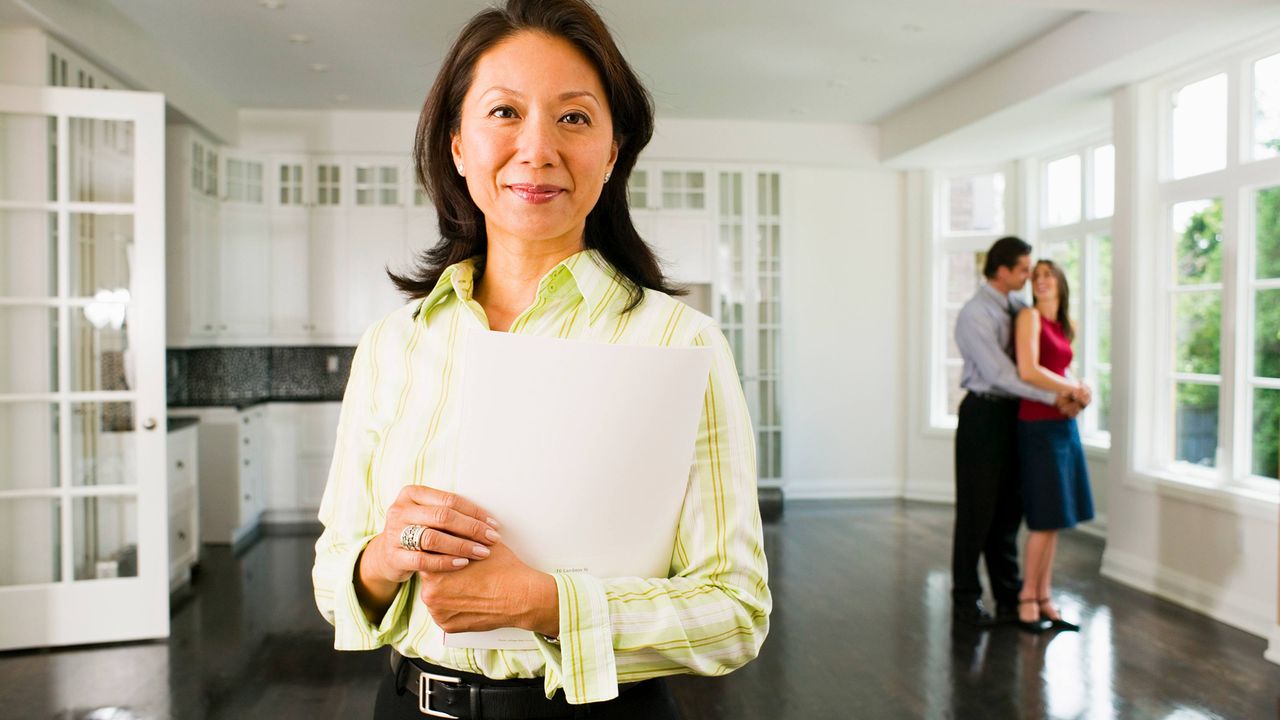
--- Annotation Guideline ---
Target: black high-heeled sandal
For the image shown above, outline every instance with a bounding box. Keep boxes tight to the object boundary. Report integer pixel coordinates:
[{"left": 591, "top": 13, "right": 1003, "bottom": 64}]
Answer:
[
  {"left": 1016, "top": 599, "right": 1052, "bottom": 633},
  {"left": 1038, "top": 597, "right": 1080, "bottom": 632}
]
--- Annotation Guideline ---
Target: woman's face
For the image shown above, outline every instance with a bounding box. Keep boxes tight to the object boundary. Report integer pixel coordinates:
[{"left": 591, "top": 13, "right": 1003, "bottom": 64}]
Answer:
[
  {"left": 452, "top": 31, "right": 618, "bottom": 249},
  {"left": 1032, "top": 263, "right": 1058, "bottom": 302}
]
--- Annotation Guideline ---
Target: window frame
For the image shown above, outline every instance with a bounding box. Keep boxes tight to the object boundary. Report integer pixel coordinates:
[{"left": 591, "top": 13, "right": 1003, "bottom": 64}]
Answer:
[
  {"left": 929, "top": 163, "right": 1018, "bottom": 430},
  {"left": 1030, "top": 135, "right": 1115, "bottom": 450},
  {"left": 1144, "top": 33, "right": 1280, "bottom": 490}
]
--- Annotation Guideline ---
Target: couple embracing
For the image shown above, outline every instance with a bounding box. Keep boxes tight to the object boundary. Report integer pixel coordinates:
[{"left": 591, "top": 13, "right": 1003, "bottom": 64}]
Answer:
[{"left": 951, "top": 236, "right": 1095, "bottom": 633}]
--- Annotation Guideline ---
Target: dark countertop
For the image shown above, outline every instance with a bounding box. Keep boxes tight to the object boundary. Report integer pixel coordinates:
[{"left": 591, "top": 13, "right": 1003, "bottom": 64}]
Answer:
[
  {"left": 168, "top": 395, "right": 342, "bottom": 412},
  {"left": 168, "top": 417, "right": 201, "bottom": 432}
]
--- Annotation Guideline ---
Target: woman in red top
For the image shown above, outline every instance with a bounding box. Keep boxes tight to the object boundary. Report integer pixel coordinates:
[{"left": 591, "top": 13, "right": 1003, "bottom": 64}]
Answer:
[{"left": 1013, "top": 259, "right": 1095, "bottom": 633}]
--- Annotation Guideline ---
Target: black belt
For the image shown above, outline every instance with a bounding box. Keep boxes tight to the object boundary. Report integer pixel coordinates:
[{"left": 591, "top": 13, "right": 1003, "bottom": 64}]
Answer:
[
  {"left": 390, "top": 650, "right": 581, "bottom": 719},
  {"left": 967, "top": 391, "right": 1017, "bottom": 403}
]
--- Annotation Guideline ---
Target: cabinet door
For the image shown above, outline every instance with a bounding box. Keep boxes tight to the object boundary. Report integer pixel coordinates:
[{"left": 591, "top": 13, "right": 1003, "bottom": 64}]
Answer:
[
  {"left": 188, "top": 194, "right": 221, "bottom": 338},
  {"left": 269, "top": 209, "right": 312, "bottom": 337},
  {"left": 308, "top": 208, "right": 350, "bottom": 340},
  {"left": 639, "top": 212, "right": 715, "bottom": 284},
  {"left": 219, "top": 204, "right": 271, "bottom": 337},
  {"left": 345, "top": 209, "right": 408, "bottom": 337},
  {"left": 405, "top": 207, "right": 441, "bottom": 271}
]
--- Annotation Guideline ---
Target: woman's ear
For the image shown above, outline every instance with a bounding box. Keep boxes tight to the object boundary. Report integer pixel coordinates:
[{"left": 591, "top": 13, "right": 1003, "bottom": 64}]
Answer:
[
  {"left": 451, "top": 133, "right": 465, "bottom": 176},
  {"left": 606, "top": 139, "right": 619, "bottom": 178}
]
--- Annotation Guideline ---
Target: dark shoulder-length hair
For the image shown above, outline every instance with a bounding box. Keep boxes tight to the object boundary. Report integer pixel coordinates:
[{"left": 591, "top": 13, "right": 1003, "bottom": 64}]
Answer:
[
  {"left": 1034, "top": 259, "right": 1075, "bottom": 343},
  {"left": 390, "top": 0, "right": 680, "bottom": 311}
]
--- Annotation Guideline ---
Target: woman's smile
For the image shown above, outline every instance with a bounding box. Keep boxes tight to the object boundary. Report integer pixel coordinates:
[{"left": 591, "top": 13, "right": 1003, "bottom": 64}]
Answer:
[{"left": 507, "top": 183, "right": 567, "bottom": 204}]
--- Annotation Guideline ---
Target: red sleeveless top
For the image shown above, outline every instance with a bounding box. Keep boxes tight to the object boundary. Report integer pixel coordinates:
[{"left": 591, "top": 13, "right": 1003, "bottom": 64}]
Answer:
[{"left": 1019, "top": 314, "right": 1074, "bottom": 421}]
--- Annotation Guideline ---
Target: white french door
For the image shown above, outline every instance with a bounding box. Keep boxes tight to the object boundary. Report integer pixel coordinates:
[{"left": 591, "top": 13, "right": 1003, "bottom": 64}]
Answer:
[{"left": 0, "top": 84, "right": 168, "bottom": 649}]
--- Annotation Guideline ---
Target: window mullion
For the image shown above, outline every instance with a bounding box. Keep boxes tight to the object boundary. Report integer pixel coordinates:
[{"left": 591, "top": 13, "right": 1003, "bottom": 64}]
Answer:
[{"left": 1218, "top": 189, "right": 1242, "bottom": 481}]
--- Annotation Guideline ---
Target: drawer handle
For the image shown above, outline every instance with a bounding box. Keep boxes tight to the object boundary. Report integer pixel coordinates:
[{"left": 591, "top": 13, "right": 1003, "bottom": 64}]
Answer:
[
  {"left": 244, "top": 493, "right": 251, "bottom": 501},
  {"left": 177, "top": 530, "right": 187, "bottom": 541},
  {"left": 243, "top": 459, "right": 250, "bottom": 466},
  {"left": 243, "top": 438, "right": 250, "bottom": 445},
  {"left": 175, "top": 460, "right": 184, "bottom": 469}
]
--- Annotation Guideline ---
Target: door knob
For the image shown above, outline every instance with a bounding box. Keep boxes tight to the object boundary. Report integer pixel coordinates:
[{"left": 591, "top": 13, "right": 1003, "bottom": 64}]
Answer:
[{"left": 142, "top": 418, "right": 158, "bottom": 431}]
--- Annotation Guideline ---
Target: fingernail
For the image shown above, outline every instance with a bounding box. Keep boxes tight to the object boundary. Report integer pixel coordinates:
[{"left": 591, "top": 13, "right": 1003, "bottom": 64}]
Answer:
[
  {"left": 452, "top": 558, "right": 469, "bottom": 568},
  {"left": 473, "top": 545, "right": 491, "bottom": 558},
  {"left": 487, "top": 517, "right": 501, "bottom": 529},
  {"left": 485, "top": 529, "right": 501, "bottom": 543}
]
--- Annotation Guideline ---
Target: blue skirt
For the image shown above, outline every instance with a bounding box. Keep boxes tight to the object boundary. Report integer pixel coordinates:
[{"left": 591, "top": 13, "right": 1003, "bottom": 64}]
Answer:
[{"left": 1017, "top": 418, "right": 1094, "bottom": 531}]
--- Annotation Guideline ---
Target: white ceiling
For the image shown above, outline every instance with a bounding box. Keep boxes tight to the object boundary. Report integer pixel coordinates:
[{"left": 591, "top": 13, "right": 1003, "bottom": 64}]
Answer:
[
  {"left": 9, "top": 0, "right": 1265, "bottom": 123},
  {"left": 95, "top": 0, "right": 1086, "bottom": 122}
]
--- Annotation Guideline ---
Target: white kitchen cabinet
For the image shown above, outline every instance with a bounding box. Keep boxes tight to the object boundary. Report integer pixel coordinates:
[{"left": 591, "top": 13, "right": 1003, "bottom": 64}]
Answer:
[
  {"left": 166, "top": 125, "right": 222, "bottom": 344},
  {"left": 308, "top": 206, "right": 350, "bottom": 340},
  {"left": 218, "top": 202, "right": 271, "bottom": 338},
  {"left": 345, "top": 208, "right": 409, "bottom": 336},
  {"left": 265, "top": 402, "right": 341, "bottom": 524},
  {"left": 169, "top": 405, "right": 266, "bottom": 547},
  {"left": 633, "top": 209, "right": 716, "bottom": 285},
  {"left": 269, "top": 207, "right": 313, "bottom": 339},
  {"left": 167, "top": 423, "right": 200, "bottom": 592}
]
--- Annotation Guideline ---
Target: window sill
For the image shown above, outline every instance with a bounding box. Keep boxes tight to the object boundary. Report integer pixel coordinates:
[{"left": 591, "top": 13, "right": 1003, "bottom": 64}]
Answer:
[
  {"left": 1126, "top": 468, "right": 1279, "bottom": 522},
  {"left": 925, "top": 421, "right": 1112, "bottom": 463}
]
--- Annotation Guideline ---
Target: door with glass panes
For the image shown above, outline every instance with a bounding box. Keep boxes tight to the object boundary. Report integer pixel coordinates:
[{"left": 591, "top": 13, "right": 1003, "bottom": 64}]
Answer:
[
  {"left": 0, "top": 85, "right": 168, "bottom": 649},
  {"left": 717, "top": 170, "right": 783, "bottom": 486}
]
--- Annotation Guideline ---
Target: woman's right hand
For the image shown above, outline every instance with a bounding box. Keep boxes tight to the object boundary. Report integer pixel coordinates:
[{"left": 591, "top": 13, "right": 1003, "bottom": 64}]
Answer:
[{"left": 357, "top": 486, "right": 502, "bottom": 618}]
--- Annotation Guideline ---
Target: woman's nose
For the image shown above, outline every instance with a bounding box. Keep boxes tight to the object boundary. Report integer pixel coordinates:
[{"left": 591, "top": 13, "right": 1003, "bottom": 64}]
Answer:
[{"left": 516, "top": 114, "right": 559, "bottom": 168}]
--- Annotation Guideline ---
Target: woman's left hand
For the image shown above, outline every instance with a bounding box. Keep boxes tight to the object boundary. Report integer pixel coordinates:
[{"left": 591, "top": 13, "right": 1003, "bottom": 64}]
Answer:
[
  {"left": 1072, "top": 382, "right": 1093, "bottom": 408},
  {"left": 418, "top": 542, "right": 560, "bottom": 636}
]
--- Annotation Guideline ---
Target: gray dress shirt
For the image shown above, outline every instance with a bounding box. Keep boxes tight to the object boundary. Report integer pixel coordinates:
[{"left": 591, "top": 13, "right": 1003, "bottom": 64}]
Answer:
[{"left": 954, "top": 283, "right": 1057, "bottom": 404}]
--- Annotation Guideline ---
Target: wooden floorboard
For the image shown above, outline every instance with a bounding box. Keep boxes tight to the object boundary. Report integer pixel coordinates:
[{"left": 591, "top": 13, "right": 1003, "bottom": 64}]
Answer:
[{"left": 0, "top": 500, "right": 1275, "bottom": 719}]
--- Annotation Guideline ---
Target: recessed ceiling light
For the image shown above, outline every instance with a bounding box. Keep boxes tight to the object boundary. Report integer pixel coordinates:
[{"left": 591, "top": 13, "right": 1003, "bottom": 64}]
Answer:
[
  {"left": 288, "top": 33, "right": 310, "bottom": 44},
  {"left": 859, "top": 55, "right": 882, "bottom": 65},
  {"left": 258, "top": 0, "right": 285, "bottom": 9},
  {"left": 902, "top": 23, "right": 923, "bottom": 33},
  {"left": 334, "top": 94, "right": 350, "bottom": 102},
  {"left": 309, "top": 63, "right": 328, "bottom": 73}
]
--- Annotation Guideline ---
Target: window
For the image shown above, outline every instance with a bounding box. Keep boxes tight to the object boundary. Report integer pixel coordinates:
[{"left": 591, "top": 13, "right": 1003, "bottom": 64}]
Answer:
[
  {"left": 1147, "top": 41, "right": 1280, "bottom": 485},
  {"left": 1169, "top": 73, "right": 1227, "bottom": 179},
  {"left": 225, "top": 158, "right": 263, "bottom": 204},
  {"left": 1036, "top": 142, "right": 1114, "bottom": 445},
  {"left": 1252, "top": 52, "right": 1280, "bottom": 161},
  {"left": 933, "top": 169, "right": 1010, "bottom": 425}
]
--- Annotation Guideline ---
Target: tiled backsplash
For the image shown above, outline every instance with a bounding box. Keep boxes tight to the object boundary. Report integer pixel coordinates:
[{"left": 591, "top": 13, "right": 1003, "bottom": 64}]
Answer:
[{"left": 167, "top": 346, "right": 356, "bottom": 406}]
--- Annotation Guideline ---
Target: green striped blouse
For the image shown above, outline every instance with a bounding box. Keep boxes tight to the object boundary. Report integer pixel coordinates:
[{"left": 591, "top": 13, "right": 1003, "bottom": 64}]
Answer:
[{"left": 312, "top": 248, "right": 771, "bottom": 705}]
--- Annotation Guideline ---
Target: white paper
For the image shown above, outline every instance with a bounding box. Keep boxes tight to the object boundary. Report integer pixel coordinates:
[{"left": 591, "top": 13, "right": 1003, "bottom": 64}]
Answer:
[{"left": 443, "top": 330, "right": 713, "bottom": 650}]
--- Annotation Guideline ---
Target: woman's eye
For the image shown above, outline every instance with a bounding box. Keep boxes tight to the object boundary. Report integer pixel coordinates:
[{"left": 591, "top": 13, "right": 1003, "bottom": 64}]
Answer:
[
  {"left": 561, "top": 111, "right": 590, "bottom": 125},
  {"left": 490, "top": 106, "right": 517, "bottom": 119}
]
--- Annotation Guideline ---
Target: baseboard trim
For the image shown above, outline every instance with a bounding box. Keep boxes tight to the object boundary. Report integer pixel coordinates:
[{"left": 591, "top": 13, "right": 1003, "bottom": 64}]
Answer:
[
  {"left": 1101, "top": 548, "right": 1272, "bottom": 639},
  {"left": 262, "top": 508, "right": 320, "bottom": 525},
  {"left": 1267, "top": 624, "right": 1280, "bottom": 666},
  {"left": 903, "top": 481, "right": 953, "bottom": 504},
  {"left": 785, "top": 478, "right": 900, "bottom": 500},
  {"left": 1071, "top": 514, "right": 1108, "bottom": 540}
]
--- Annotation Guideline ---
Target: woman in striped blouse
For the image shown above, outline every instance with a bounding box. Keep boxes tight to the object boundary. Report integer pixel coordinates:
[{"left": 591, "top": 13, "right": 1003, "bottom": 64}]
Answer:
[{"left": 311, "top": 1, "right": 771, "bottom": 718}]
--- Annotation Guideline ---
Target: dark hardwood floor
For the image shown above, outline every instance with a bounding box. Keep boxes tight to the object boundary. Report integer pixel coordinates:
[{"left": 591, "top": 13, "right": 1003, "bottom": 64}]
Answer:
[{"left": 1, "top": 500, "right": 1276, "bottom": 719}]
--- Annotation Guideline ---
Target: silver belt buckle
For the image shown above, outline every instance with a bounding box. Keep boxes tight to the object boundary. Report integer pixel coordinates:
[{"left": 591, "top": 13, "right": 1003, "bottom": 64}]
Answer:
[{"left": 419, "top": 671, "right": 462, "bottom": 718}]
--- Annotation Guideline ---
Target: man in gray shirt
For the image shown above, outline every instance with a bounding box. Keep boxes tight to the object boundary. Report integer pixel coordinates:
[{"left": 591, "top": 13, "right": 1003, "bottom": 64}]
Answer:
[{"left": 951, "top": 236, "right": 1079, "bottom": 627}]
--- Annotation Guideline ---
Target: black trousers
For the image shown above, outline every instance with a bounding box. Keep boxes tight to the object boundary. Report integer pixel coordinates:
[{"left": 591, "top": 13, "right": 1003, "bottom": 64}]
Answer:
[
  {"left": 372, "top": 671, "right": 682, "bottom": 720},
  {"left": 951, "top": 392, "right": 1024, "bottom": 607}
]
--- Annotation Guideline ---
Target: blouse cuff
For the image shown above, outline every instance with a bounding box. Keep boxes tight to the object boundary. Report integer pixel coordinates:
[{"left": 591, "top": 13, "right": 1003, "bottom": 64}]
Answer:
[
  {"left": 333, "top": 535, "right": 413, "bottom": 650},
  {"left": 538, "top": 572, "right": 618, "bottom": 704}
]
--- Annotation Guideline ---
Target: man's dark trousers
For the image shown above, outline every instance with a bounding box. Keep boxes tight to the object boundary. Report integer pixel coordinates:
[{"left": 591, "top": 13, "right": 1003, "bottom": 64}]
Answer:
[{"left": 952, "top": 392, "right": 1023, "bottom": 608}]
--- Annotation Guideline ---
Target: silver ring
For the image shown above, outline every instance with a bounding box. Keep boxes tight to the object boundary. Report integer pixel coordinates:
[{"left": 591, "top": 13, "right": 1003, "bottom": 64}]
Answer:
[{"left": 399, "top": 524, "right": 427, "bottom": 552}]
